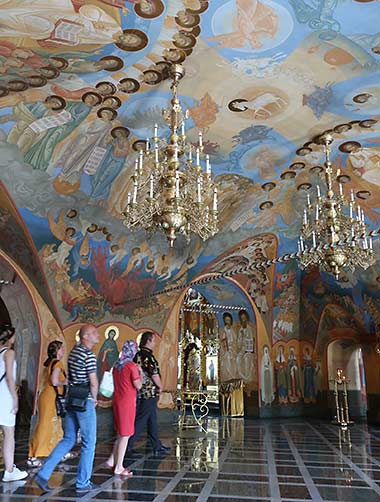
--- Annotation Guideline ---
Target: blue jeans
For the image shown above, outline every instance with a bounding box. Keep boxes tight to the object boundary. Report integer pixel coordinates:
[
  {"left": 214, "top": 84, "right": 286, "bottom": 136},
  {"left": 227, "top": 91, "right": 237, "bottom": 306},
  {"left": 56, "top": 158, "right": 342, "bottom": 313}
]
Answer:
[{"left": 38, "top": 398, "right": 96, "bottom": 488}]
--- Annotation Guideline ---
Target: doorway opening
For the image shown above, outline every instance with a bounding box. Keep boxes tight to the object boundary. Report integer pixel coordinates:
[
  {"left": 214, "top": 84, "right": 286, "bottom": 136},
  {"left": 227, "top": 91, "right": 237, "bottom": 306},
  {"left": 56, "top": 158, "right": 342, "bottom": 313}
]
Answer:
[{"left": 327, "top": 339, "right": 367, "bottom": 419}]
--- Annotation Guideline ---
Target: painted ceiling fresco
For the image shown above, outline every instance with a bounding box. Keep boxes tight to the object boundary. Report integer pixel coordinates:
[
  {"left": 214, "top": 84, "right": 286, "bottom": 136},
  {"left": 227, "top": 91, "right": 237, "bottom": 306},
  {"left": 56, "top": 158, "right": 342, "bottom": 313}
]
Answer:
[{"left": 1, "top": 0, "right": 380, "bottom": 330}]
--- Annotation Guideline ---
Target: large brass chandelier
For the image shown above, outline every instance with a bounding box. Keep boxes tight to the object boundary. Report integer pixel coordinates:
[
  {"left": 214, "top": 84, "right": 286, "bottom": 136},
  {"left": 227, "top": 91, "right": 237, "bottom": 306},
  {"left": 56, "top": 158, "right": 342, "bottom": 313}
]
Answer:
[
  {"left": 298, "top": 133, "right": 375, "bottom": 278},
  {"left": 121, "top": 64, "right": 218, "bottom": 246}
]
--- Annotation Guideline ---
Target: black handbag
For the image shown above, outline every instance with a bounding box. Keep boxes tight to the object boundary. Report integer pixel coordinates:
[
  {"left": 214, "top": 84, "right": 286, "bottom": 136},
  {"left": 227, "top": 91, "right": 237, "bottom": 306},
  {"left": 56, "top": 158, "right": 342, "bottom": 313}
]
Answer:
[
  {"left": 54, "top": 386, "right": 67, "bottom": 417},
  {"left": 51, "top": 360, "right": 67, "bottom": 417},
  {"left": 66, "top": 384, "right": 89, "bottom": 412}
]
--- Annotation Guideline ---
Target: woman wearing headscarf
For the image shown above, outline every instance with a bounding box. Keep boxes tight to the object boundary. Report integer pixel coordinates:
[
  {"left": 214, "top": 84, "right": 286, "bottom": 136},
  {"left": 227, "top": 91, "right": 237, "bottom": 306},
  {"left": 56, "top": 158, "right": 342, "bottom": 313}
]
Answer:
[
  {"left": 106, "top": 340, "right": 142, "bottom": 476},
  {"left": 0, "top": 324, "right": 28, "bottom": 481},
  {"left": 27, "top": 340, "right": 68, "bottom": 467}
]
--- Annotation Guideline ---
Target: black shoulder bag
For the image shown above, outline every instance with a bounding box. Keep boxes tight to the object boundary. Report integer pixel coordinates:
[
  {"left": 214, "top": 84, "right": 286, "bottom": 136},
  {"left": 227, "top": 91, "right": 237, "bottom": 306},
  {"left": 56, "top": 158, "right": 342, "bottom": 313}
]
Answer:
[
  {"left": 51, "top": 360, "right": 67, "bottom": 418},
  {"left": 66, "top": 383, "right": 89, "bottom": 412}
]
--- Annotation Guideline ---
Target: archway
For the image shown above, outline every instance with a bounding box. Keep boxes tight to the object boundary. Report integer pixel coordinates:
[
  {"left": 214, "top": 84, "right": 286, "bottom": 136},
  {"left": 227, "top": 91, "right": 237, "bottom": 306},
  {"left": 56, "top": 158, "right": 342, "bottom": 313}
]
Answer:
[
  {"left": 159, "top": 274, "right": 270, "bottom": 417},
  {"left": 0, "top": 257, "right": 41, "bottom": 425},
  {"left": 327, "top": 339, "right": 367, "bottom": 419}
]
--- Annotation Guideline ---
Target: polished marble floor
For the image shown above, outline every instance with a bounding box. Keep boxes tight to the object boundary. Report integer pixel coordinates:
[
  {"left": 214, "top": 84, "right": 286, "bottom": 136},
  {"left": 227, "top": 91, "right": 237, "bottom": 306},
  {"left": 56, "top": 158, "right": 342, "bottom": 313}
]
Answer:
[{"left": 2, "top": 417, "right": 380, "bottom": 501}]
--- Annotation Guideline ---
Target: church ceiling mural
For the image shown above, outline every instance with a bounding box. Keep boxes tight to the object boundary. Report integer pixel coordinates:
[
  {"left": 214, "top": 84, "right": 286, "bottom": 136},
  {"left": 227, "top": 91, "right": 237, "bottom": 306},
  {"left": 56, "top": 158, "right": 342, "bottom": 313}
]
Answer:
[{"left": 0, "top": 0, "right": 380, "bottom": 329}]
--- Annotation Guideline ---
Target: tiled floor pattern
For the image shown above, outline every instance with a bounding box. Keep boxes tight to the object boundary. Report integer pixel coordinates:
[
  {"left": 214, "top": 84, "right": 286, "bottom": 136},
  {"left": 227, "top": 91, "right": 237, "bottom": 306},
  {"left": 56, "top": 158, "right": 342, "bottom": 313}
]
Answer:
[{"left": 2, "top": 418, "right": 380, "bottom": 500}]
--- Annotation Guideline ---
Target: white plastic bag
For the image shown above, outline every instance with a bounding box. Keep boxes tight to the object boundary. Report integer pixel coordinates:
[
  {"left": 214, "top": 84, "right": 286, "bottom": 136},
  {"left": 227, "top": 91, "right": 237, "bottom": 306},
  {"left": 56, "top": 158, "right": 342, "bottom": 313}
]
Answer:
[{"left": 99, "top": 368, "right": 114, "bottom": 398}]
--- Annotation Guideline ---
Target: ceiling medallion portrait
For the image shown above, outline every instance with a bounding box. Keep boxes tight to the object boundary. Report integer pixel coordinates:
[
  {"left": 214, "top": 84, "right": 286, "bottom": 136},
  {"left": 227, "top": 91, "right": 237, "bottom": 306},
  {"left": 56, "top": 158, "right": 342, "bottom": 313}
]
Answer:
[
  {"left": 118, "top": 78, "right": 140, "bottom": 94},
  {"left": 134, "top": 0, "right": 165, "bottom": 19},
  {"left": 114, "top": 29, "right": 149, "bottom": 52}
]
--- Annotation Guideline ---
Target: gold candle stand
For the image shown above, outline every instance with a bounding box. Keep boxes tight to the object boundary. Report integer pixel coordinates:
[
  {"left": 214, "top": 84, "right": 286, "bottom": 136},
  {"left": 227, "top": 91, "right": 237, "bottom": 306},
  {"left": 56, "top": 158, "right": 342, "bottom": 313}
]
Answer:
[{"left": 330, "top": 368, "right": 354, "bottom": 428}]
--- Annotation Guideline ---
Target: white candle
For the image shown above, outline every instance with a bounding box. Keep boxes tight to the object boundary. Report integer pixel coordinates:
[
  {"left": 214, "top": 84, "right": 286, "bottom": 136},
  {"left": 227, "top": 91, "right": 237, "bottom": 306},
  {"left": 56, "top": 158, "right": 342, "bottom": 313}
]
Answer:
[
  {"left": 181, "top": 122, "right": 185, "bottom": 136},
  {"left": 175, "top": 171, "right": 180, "bottom": 197},
  {"left": 134, "top": 158, "right": 138, "bottom": 176},
  {"left": 188, "top": 148, "right": 192, "bottom": 161},
  {"left": 307, "top": 193, "right": 311, "bottom": 206},
  {"left": 312, "top": 231, "right": 317, "bottom": 248},
  {"left": 213, "top": 187, "right": 218, "bottom": 211},
  {"left": 339, "top": 183, "right": 343, "bottom": 196},
  {"left": 196, "top": 148, "right": 200, "bottom": 166},
  {"left": 198, "top": 131, "right": 203, "bottom": 147},
  {"left": 349, "top": 202, "right": 353, "bottom": 219},
  {"left": 155, "top": 146, "right": 159, "bottom": 163},
  {"left": 139, "top": 151, "right": 143, "bottom": 174},
  {"left": 303, "top": 209, "right": 308, "bottom": 225},
  {"left": 150, "top": 174, "right": 154, "bottom": 198},
  {"left": 154, "top": 123, "right": 158, "bottom": 137},
  {"left": 369, "top": 237, "right": 373, "bottom": 250},
  {"left": 350, "top": 189, "right": 355, "bottom": 202},
  {"left": 133, "top": 182, "right": 138, "bottom": 203},
  {"left": 127, "top": 193, "right": 131, "bottom": 210},
  {"left": 300, "top": 236, "right": 304, "bottom": 251},
  {"left": 315, "top": 204, "right": 319, "bottom": 221},
  {"left": 145, "top": 138, "right": 150, "bottom": 152},
  {"left": 316, "top": 185, "right": 321, "bottom": 197},
  {"left": 330, "top": 226, "right": 335, "bottom": 242},
  {"left": 357, "top": 205, "right": 361, "bottom": 222},
  {"left": 206, "top": 155, "right": 211, "bottom": 174},
  {"left": 361, "top": 209, "right": 365, "bottom": 223},
  {"left": 197, "top": 176, "right": 201, "bottom": 203}
]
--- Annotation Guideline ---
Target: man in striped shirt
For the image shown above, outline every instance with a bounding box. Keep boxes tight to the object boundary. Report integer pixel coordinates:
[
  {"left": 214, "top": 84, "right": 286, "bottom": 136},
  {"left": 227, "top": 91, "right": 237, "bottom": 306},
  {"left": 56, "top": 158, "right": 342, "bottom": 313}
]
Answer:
[{"left": 35, "top": 324, "right": 100, "bottom": 493}]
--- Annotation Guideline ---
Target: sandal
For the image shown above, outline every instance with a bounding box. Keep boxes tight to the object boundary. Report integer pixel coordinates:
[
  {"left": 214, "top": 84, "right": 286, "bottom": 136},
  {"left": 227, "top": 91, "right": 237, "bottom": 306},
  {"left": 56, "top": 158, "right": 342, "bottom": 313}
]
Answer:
[
  {"left": 114, "top": 468, "right": 133, "bottom": 477},
  {"left": 61, "top": 452, "right": 77, "bottom": 462},
  {"left": 26, "top": 458, "right": 42, "bottom": 468}
]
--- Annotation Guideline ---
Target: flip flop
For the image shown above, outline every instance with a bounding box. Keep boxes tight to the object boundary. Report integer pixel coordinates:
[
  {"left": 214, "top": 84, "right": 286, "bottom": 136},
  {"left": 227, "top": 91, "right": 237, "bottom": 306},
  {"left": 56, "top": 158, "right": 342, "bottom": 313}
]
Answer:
[{"left": 114, "top": 468, "right": 133, "bottom": 477}]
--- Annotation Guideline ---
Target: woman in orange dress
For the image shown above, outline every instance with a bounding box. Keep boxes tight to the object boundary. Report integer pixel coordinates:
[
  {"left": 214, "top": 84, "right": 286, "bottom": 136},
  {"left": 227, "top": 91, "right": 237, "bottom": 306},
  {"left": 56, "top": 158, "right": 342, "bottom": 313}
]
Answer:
[{"left": 27, "top": 341, "right": 67, "bottom": 467}]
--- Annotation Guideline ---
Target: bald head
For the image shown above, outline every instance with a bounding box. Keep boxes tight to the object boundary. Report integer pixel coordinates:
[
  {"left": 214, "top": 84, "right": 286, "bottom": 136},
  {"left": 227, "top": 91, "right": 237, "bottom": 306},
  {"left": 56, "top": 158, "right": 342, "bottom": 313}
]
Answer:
[{"left": 79, "top": 324, "right": 100, "bottom": 349}]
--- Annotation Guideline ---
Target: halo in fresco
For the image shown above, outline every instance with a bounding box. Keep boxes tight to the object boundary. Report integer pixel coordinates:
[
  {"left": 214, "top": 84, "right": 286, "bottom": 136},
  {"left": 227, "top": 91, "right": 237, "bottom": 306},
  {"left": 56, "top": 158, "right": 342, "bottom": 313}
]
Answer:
[
  {"left": 209, "top": 0, "right": 294, "bottom": 53},
  {"left": 105, "top": 325, "right": 119, "bottom": 340}
]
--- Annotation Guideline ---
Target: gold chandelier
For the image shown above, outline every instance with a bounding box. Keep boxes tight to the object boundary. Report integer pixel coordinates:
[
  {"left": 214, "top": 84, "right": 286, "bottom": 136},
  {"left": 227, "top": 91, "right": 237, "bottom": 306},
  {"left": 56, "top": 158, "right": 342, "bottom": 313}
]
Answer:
[
  {"left": 298, "top": 133, "right": 375, "bottom": 278},
  {"left": 121, "top": 64, "right": 218, "bottom": 246}
]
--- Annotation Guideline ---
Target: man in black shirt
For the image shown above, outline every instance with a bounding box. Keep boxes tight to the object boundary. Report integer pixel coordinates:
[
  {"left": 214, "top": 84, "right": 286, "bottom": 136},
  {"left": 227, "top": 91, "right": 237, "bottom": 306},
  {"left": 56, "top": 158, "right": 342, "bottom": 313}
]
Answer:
[{"left": 127, "top": 331, "right": 169, "bottom": 455}]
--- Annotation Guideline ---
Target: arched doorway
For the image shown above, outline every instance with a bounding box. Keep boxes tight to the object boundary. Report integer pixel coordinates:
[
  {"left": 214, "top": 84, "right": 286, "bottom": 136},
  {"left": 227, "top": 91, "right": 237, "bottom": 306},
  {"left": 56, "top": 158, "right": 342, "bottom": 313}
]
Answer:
[
  {"left": 0, "top": 258, "right": 41, "bottom": 425},
  {"left": 327, "top": 339, "right": 367, "bottom": 419}
]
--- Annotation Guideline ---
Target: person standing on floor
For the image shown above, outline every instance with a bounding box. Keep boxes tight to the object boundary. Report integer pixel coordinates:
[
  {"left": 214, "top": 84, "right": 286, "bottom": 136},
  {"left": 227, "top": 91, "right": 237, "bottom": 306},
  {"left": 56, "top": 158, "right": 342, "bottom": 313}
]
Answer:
[
  {"left": 0, "top": 324, "right": 28, "bottom": 482},
  {"left": 106, "top": 340, "right": 142, "bottom": 476},
  {"left": 27, "top": 340, "right": 71, "bottom": 467},
  {"left": 127, "top": 331, "right": 170, "bottom": 456},
  {"left": 34, "top": 324, "right": 100, "bottom": 493}
]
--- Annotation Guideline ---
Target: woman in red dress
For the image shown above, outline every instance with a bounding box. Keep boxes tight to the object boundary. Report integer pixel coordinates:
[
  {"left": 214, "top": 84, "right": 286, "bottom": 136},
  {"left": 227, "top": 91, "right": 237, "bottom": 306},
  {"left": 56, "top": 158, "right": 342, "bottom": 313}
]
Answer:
[{"left": 106, "top": 340, "right": 142, "bottom": 476}]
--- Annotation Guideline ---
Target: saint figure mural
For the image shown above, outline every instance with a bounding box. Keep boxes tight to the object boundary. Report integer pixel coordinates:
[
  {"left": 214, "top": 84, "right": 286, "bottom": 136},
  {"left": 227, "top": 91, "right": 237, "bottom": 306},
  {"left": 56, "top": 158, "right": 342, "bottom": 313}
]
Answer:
[
  {"left": 237, "top": 309, "right": 256, "bottom": 382},
  {"left": 260, "top": 345, "right": 274, "bottom": 405},
  {"left": 97, "top": 326, "right": 120, "bottom": 403},
  {"left": 219, "top": 312, "right": 238, "bottom": 382},
  {"left": 302, "top": 346, "right": 316, "bottom": 404},
  {"left": 275, "top": 345, "right": 287, "bottom": 404},
  {"left": 183, "top": 330, "right": 201, "bottom": 391},
  {"left": 287, "top": 347, "right": 301, "bottom": 404}
]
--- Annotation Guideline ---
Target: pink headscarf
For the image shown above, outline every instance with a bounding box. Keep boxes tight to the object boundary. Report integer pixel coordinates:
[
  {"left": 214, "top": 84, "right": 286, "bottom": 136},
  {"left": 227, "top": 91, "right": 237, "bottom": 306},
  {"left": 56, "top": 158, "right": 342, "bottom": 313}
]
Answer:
[{"left": 114, "top": 340, "right": 138, "bottom": 371}]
